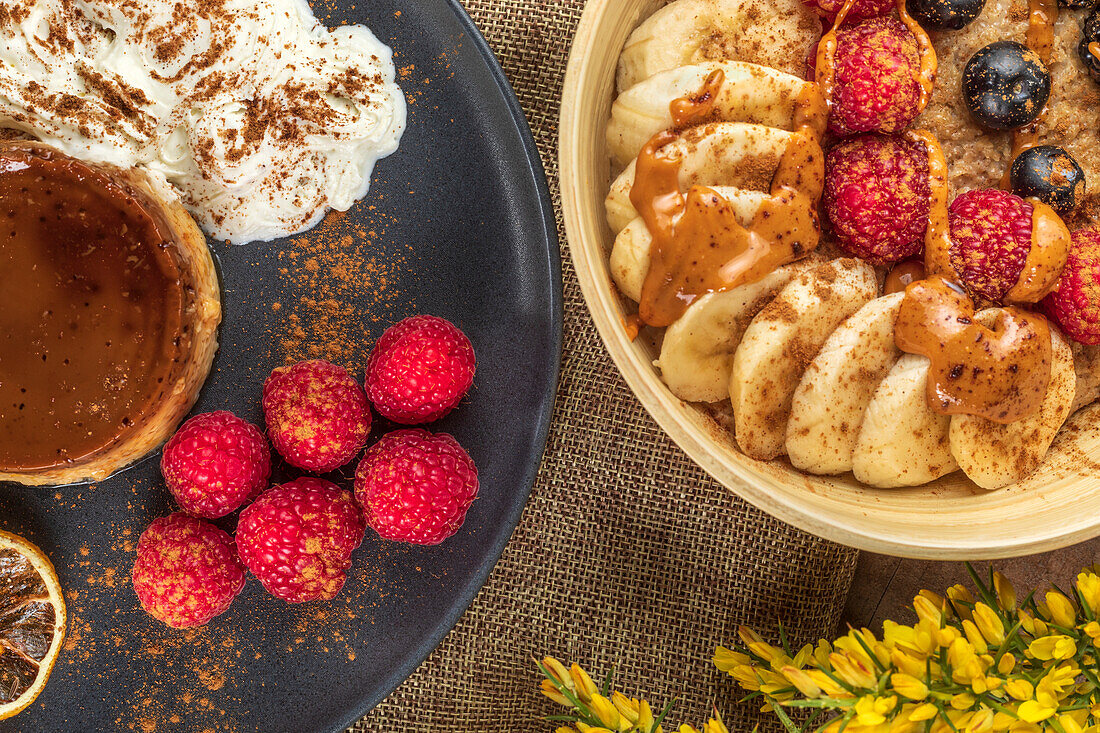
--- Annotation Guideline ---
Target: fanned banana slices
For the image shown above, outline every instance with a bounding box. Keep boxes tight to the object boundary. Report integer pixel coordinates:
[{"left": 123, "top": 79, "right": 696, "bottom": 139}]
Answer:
[{"left": 605, "top": 0, "right": 1090, "bottom": 490}]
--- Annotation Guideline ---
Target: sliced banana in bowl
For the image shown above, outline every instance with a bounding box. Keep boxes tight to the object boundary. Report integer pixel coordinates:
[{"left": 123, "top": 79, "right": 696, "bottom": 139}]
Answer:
[
  {"left": 615, "top": 0, "right": 820, "bottom": 92},
  {"left": 655, "top": 259, "right": 819, "bottom": 403},
  {"left": 605, "top": 122, "right": 792, "bottom": 232},
  {"left": 852, "top": 354, "right": 959, "bottom": 489},
  {"left": 787, "top": 292, "right": 904, "bottom": 476},
  {"left": 606, "top": 62, "right": 813, "bottom": 169},
  {"left": 729, "top": 258, "right": 878, "bottom": 461}
]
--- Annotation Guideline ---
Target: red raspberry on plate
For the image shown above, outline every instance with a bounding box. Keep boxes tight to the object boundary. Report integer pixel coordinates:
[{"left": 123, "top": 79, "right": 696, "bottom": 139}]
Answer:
[
  {"left": 365, "top": 315, "right": 476, "bottom": 425},
  {"left": 235, "top": 478, "right": 365, "bottom": 603},
  {"left": 161, "top": 411, "right": 271, "bottom": 519},
  {"left": 1042, "top": 227, "right": 1100, "bottom": 344},
  {"left": 948, "top": 189, "right": 1034, "bottom": 301},
  {"left": 825, "top": 18, "right": 922, "bottom": 136},
  {"left": 354, "top": 429, "right": 479, "bottom": 546},
  {"left": 132, "top": 513, "right": 246, "bottom": 629},
  {"left": 262, "top": 360, "right": 371, "bottom": 473},
  {"left": 803, "top": 0, "right": 893, "bottom": 24},
  {"left": 825, "top": 134, "right": 930, "bottom": 264}
]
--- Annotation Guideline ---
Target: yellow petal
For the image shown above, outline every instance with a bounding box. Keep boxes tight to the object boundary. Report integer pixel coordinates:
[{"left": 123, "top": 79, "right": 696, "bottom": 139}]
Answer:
[
  {"left": 544, "top": 657, "right": 573, "bottom": 687},
  {"left": 1017, "top": 699, "right": 1056, "bottom": 724},
  {"left": 993, "top": 572, "right": 1017, "bottom": 611},
  {"left": 570, "top": 664, "right": 599, "bottom": 703},
  {"left": 1045, "top": 591, "right": 1078, "bottom": 629},
  {"left": 891, "top": 673, "right": 929, "bottom": 701}
]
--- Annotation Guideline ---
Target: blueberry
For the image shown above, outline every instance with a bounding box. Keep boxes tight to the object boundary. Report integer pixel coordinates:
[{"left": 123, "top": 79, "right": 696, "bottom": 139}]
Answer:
[
  {"left": 1010, "top": 146, "right": 1086, "bottom": 213},
  {"left": 962, "top": 41, "right": 1051, "bottom": 130},
  {"left": 1080, "top": 10, "right": 1100, "bottom": 82},
  {"left": 906, "top": 0, "right": 986, "bottom": 30}
]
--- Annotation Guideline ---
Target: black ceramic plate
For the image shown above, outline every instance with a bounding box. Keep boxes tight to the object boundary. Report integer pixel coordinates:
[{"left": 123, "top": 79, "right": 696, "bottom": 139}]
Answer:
[{"left": 0, "top": 1, "right": 560, "bottom": 730}]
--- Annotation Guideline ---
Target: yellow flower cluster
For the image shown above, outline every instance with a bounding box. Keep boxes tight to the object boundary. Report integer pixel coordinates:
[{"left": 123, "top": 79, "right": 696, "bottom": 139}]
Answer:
[
  {"left": 718, "top": 566, "right": 1100, "bottom": 732},
  {"left": 537, "top": 656, "right": 731, "bottom": 733}
]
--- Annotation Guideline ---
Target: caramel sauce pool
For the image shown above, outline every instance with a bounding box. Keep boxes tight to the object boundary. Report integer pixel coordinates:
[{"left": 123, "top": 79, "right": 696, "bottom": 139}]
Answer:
[{"left": 0, "top": 150, "right": 184, "bottom": 471}]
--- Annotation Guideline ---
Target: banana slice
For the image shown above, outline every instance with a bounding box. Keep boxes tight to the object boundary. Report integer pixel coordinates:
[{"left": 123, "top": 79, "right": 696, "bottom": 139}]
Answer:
[
  {"left": 605, "top": 122, "right": 792, "bottom": 233},
  {"left": 730, "top": 258, "right": 878, "bottom": 461},
  {"left": 656, "top": 259, "right": 819, "bottom": 403},
  {"left": 949, "top": 311, "right": 1076, "bottom": 490},
  {"left": 616, "top": 0, "right": 820, "bottom": 92},
  {"left": 852, "top": 354, "right": 958, "bottom": 488},
  {"left": 609, "top": 185, "right": 769, "bottom": 302},
  {"left": 787, "top": 293, "right": 904, "bottom": 475},
  {"left": 606, "top": 62, "right": 811, "bottom": 170},
  {"left": 1070, "top": 342, "right": 1100, "bottom": 414}
]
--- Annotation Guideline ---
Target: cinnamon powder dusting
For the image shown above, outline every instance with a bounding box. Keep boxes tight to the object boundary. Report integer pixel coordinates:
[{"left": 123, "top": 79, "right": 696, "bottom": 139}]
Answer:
[{"left": 273, "top": 210, "right": 413, "bottom": 368}]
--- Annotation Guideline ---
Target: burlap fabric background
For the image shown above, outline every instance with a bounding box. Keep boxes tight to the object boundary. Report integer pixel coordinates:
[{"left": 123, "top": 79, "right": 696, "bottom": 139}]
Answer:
[{"left": 353, "top": 2, "right": 859, "bottom": 730}]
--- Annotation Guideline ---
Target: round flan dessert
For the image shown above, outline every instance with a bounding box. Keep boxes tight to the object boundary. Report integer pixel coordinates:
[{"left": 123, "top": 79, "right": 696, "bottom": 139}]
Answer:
[
  {"left": 604, "top": 0, "right": 1100, "bottom": 490},
  {"left": 0, "top": 143, "right": 220, "bottom": 486}
]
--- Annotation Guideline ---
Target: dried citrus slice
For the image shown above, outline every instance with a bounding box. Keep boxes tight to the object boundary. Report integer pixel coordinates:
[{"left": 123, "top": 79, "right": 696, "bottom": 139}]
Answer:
[{"left": 0, "top": 530, "right": 65, "bottom": 720}]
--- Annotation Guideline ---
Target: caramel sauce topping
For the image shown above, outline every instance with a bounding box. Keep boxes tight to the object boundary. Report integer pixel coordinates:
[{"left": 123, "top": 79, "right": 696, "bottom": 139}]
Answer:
[
  {"left": 905, "top": 130, "right": 954, "bottom": 278},
  {"left": 896, "top": 276, "right": 1052, "bottom": 423},
  {"left": 0, "top": 149, "right": 186, "bottom": 471},
  {"left": 1004, "top": 199, "right": 1070, "bottom": 303},
  {"left": 632, "top": 75, "right": 827, "bottom": 327},
  {"left": 896, "top": 0, "right": 938, "bottom": 113},
  {"left": 1090, "top": 41, "right": 1100, "bottom": 63},
  {"left": 1001, "top": 0, "right": 1057, "bottom": 187}
]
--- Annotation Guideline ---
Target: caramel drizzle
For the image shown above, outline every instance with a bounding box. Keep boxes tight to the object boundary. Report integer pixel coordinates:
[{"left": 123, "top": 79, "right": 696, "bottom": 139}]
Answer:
[
  {"left": 896, "top": 0, "right": 938, "bottom": 113},
  {"left": 897, "top": 130, "right": 1054, "bottom": 422},
  {"left": 1090, "top": 41, "right": 1100, "bottom": 63},
  {"left": 632, "top": 74, "right": 827, "bottom": 327},
  {"left": 905, "top": 129, "right": 954, "bottom": 278},
  {"left": 814, "top": 0, "right": 858, "bottom": 106},
  {"left": 1002, "top": 0, "right": 1058, "bottom": 188},
  {"left": 895, "top": 276, "right": 1052, "bottom": 423},
  {"left": 1004, "top": 199, "right": 1070, "bottom": 303}
]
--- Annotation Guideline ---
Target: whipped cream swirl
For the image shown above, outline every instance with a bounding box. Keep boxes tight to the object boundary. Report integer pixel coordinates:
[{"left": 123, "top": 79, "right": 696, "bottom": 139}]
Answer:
[{"left": 0, "top": 0, "right": 406, "bottom": 243}]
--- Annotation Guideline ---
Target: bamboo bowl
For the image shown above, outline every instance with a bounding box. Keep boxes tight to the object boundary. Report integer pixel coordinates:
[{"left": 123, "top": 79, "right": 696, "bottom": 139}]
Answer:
[{"left": 559, "top": 0, "right": 1100, "bottom": 559}]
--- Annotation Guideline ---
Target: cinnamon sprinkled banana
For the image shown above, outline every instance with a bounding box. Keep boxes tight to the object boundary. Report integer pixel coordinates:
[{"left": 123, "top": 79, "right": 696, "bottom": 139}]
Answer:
[
  {"left": 852, "top": 355, "right": 958, "bottom": 489},
  {"left": 729, "top": 258, "right": 878, "bottom": 461},
  {"left": 949, "top": 311, "right": 1076, "bottom": 490},
  {"left": 605, "top": 122, "right": 793, "bottom": 233},
  {"left": 786, "top": 293, "right": 904, "bottom": 475},
  {"left": 655, "top": 259, "right": 820, "bottom": 403},
  {"left": 606, "top": 62, "right": 813, "bottom": 170},
  {"left": 615, "top": 0, "right": 820, "bottom": 93}
]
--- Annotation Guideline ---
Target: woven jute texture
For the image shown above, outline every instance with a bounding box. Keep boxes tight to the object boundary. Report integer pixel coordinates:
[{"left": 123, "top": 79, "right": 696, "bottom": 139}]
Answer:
[{"left": 352, "top": 2, "right": 859, "bottom": 730}]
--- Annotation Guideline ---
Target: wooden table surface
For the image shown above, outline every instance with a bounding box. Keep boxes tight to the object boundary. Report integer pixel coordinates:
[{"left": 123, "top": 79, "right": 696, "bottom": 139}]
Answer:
[{"left": 842, "top": 537, "right": 1100, "bottom": 630}]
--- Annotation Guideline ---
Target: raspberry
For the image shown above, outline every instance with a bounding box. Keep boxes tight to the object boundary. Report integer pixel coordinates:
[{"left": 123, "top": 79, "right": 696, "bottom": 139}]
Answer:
[
  {"left": 803, "top": 0, "right": 893, "bottom": 23},
  {"left": 131, "top": 513, "right": 246, "bottom": 628},
  {"left": 365, "top": 315, "right": 476, "bottom": 424},
  {"left": 1042, "top": 228, "right": 1100, "bottom": 344},
  {"left": 824, "top": 134, "right": 930, "bottom": 264},
  {"left": 262, "top": 360, "right": 371, "bottom": 473},
  {"left": 948, "top": 189, "right": 1033, "bottom": 301},
  {"left": 235, "top": 478, "right": 365, "bottom": 603},
  {"left": 354, "top": 429, "right": 479, "bottom": 546},
  {"left": 827, "top": 18, "right": 922, "bottom": 136},
  {"left": 161, "top": 411, "right": 271, "bottom": 519}
]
